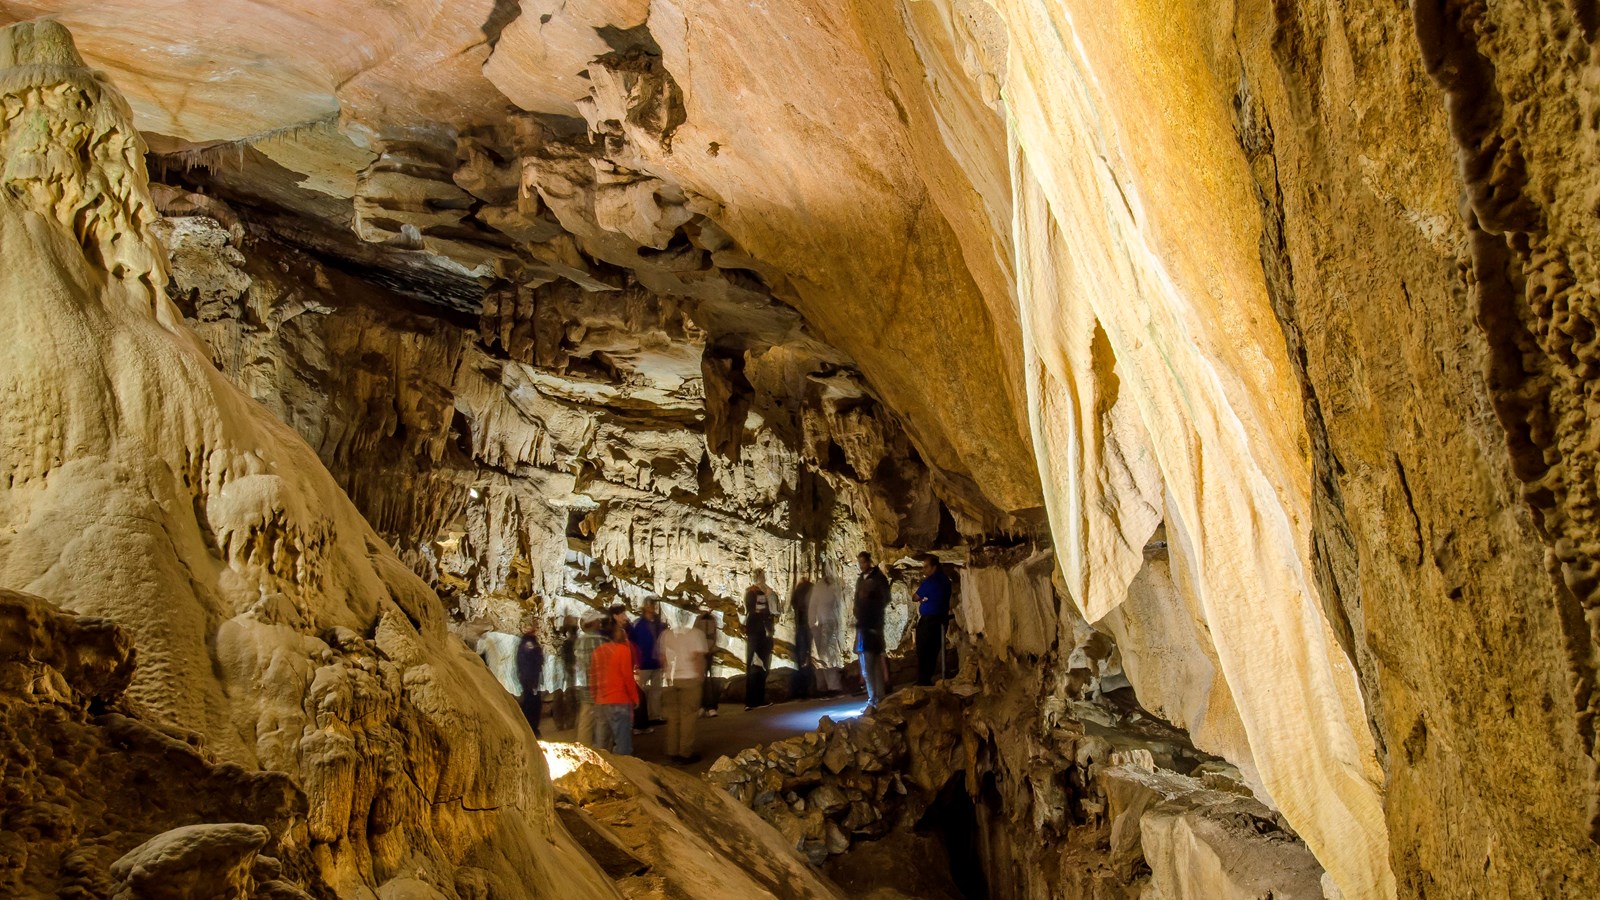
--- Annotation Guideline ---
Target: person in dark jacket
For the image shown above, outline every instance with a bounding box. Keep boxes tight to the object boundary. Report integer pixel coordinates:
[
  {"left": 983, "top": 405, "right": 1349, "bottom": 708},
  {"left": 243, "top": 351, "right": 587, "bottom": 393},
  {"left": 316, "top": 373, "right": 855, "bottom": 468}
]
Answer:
[
  {"left": 913, "top": 554, "right": 952, "bottom": 685},
  {"left": 515, "top": 622, "right": 546, "bottom": 738},
  {"left": 744, "top": 569, "right": 777, "bottom": 709},
  {"left": 853, "top": 552, "right": 890, "bottom": 707}
]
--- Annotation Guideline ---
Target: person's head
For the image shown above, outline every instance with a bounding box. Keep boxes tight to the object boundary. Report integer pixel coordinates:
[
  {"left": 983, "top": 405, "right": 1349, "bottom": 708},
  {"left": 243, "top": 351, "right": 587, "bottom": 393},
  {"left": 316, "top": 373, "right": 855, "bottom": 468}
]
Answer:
[
  {"left": 610, "top": 620, "right": 628, "bottom": 642},
  {"left": 920, "top": 553, "right": 939, "bottom": 576},
  {"left": 857, "top": 551, "right": 873, "bottom": 573},
  {"left": 608, "top": 603, "right": 628, "bottom": 624},
  {"left": 581, "top": 610, "right": 604, "bottom": 633},
  {"left": 643, "top": 598, "right": 660, "bottom": 620},
  {"left": 752, "top": 567, "right": 767, "bottom": 585},
  {"left": 522, "top": 620, "right": 539, "bottom": 638}
]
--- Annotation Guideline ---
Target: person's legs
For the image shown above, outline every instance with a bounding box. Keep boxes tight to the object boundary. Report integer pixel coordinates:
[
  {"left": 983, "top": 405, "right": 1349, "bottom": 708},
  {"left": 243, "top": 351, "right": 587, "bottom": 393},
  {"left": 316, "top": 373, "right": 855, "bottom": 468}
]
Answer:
[
  {"left": 860, "top": 652, "right": 877, "bottom": 705},
  {"left": 677, "top": 683, "right": 699, "bottom": 756},
  {"left": 664, "top": 685, "right": 683, "bottom": 757},
  {"left": 577, "top": 694, "right": 594, "bottom": 746},
  {"left": 646, "top": 668, "right": 664, "bottom": 721},
  {"left": 593, "top": 702, "right": 613, "bottom": 751},
  {"left": 613, "top": 705, "right": 634, "bottom": 755},
  {"left": 520, "top": 690, "right": 542, "bottom": 737},
  {"left": 916, "top": 617, "right": 940, "bottom": 686},
  {"left": 634, "top": 673, "right": 649, "bottom": 729},
  {"left": 864, "top": 652, "right": 888, "bottom": 706},
  {"left": 753, "top": 651, "right": 770, "bottom": 707}
]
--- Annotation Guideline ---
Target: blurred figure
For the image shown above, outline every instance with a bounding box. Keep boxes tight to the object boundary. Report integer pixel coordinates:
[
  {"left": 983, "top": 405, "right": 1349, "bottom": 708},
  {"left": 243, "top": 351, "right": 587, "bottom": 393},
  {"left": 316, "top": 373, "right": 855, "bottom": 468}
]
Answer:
[
  {"left": 743, "top": 569, "right": 777, "bottom": 709},
  {"left": 914, "top": 554, "right": 952, "bottom": 686},
  {"left": 853, "top": 552, "right": 890, "bottom": 708},
  {"left": 553, "top": 616, "right": 578, "bottom": 729},
  {"left": 790, "top": 577, "right": 814, "bottom": 699},
  {"left": 810, "top": 569, "right": 842, "bottom": 694},
  {"left": 591, "top": 620, "right": 640, "bottom": 755},
  {"left": 572, "top": 610, "right": 607, "bottom": 746},
  {"left": 515, "top": 621, "right": 545, "bottom": 738},
  {"left": 696, "top": 611, "right": 721, "bottom": 717},
  {"left": 630, "top": 599, "right": 667, "bottom": 728},
  {"left": 660, "top": 619, "right": 709, "bottom": 763}
]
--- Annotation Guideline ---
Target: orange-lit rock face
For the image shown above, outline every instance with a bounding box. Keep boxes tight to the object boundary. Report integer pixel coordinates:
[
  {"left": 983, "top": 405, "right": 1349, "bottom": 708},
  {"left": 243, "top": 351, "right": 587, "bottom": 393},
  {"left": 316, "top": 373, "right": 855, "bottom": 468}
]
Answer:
[{"left": 5, "top": 1, "right": 1600, "bottom": 898}]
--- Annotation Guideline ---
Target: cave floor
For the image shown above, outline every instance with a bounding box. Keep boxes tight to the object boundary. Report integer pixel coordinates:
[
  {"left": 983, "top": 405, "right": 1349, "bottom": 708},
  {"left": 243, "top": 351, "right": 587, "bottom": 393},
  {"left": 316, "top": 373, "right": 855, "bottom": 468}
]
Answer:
[{"left": 540, "top": 694, "right": 872, "bottom": 775}]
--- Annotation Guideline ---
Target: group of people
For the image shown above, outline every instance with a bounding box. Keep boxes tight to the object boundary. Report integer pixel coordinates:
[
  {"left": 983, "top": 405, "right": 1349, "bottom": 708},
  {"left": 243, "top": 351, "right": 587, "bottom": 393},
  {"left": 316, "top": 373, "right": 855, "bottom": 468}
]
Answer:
[
  {"left": 511, "top": 601, "right": 717, "bottom": 762},
  {"left": 741, "top": 551, "right": 954, "bottom": 713},
  {"left": 579, "top": 601, "right": 718, "bottom": 762},
  {"left": 506, "top": 551, "right": 955, "bottom": 756}
]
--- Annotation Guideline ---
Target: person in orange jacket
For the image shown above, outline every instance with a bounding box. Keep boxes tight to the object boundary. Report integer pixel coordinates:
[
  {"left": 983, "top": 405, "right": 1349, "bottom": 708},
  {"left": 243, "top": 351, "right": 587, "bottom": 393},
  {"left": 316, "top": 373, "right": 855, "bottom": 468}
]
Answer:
[{"left": 591, "top": 619, "right": 641, "bottom": 754}]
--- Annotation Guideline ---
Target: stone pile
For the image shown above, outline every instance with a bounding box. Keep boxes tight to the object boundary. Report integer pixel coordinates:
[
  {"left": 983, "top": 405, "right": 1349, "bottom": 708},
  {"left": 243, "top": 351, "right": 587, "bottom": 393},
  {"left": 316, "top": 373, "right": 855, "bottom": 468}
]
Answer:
[
  {"left": 709, "top": 681, "right": 1329, "bottom": 898},
  {"left": 707, "top": 687, "right": 964, "bottom": 865}
]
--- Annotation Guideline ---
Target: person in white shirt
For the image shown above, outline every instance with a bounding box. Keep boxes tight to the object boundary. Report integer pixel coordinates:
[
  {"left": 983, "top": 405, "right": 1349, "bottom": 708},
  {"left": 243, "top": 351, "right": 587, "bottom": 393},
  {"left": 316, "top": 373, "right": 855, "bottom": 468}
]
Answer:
[{"left": 660, "top": 620, "right": 710, "bottom": 763}]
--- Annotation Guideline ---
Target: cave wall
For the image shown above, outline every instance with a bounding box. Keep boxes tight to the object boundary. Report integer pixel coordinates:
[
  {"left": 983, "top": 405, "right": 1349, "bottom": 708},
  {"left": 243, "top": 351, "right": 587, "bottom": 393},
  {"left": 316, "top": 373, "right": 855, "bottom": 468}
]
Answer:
[{"left": 873, "top": 0, "right": 1600, "bottom": 895}]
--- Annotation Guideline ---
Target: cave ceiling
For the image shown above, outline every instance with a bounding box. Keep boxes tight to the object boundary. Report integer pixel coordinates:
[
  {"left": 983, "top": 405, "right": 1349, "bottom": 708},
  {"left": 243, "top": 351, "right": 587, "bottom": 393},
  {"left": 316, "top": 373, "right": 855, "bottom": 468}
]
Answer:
[{"left": 0, "top": 0, "right": 1044, "bottom": 531}]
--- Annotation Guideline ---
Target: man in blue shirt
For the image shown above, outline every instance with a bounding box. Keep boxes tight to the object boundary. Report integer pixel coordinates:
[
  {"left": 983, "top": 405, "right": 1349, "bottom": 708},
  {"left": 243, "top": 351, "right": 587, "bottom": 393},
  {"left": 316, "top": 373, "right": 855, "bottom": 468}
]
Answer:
[
  {"left": 629, "top": 599, "right": 667, "bottom": 728},
  {"left": 913, "top": 554, "right": 952, "bottom": 686}
]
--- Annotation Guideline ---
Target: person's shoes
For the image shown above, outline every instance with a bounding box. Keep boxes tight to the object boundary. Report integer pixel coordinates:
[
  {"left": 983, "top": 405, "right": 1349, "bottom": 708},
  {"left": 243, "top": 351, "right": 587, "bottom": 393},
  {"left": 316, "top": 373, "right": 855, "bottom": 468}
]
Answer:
[
  {"left": 680, "top": 752, "right": 703, "bottom": 764},
  {"left": 648, "top": 718, "right": 667, "bottom": 727},
  {"left": 697, "top": 709, "right": 706, "bottom": 718},
  {"left": 707, "top": 709, "right": 719, "bottom": 717},
  {"left": 633, "top": 727, "right": 654, "bottom": 735}
]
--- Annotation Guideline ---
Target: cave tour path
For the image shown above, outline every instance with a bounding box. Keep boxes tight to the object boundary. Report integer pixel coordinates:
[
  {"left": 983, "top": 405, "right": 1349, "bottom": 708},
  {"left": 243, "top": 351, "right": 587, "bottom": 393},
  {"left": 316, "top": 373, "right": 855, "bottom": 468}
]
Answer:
[{"left": 540, "top": 695, "right": 871, "bottom": 775}]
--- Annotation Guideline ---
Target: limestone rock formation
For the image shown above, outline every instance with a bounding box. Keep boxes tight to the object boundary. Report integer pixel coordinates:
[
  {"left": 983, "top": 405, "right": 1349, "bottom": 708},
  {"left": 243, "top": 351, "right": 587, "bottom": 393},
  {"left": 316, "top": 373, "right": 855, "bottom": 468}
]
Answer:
[
  {"left": 0, "top": 588, "right": 313, "bottom": 897},
  {"left": 0, "top": 21, "right": 614, "bottom": 897},
  {"left": 544, "top": 742, "right": 842, "bottom": 899},
  {"left": 151, "top": 201, "right": 946, "bottom": 677}
]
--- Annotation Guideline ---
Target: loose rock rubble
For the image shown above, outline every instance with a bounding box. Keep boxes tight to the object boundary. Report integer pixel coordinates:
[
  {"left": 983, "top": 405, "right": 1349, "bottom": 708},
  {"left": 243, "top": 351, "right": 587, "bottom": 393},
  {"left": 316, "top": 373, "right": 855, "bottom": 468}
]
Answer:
[
  {"left": 709, "top": 684, "right": 1325, "bottom": 899},
  {"left": 707, "top": 689, "right": 959, "bottom": 866}
]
